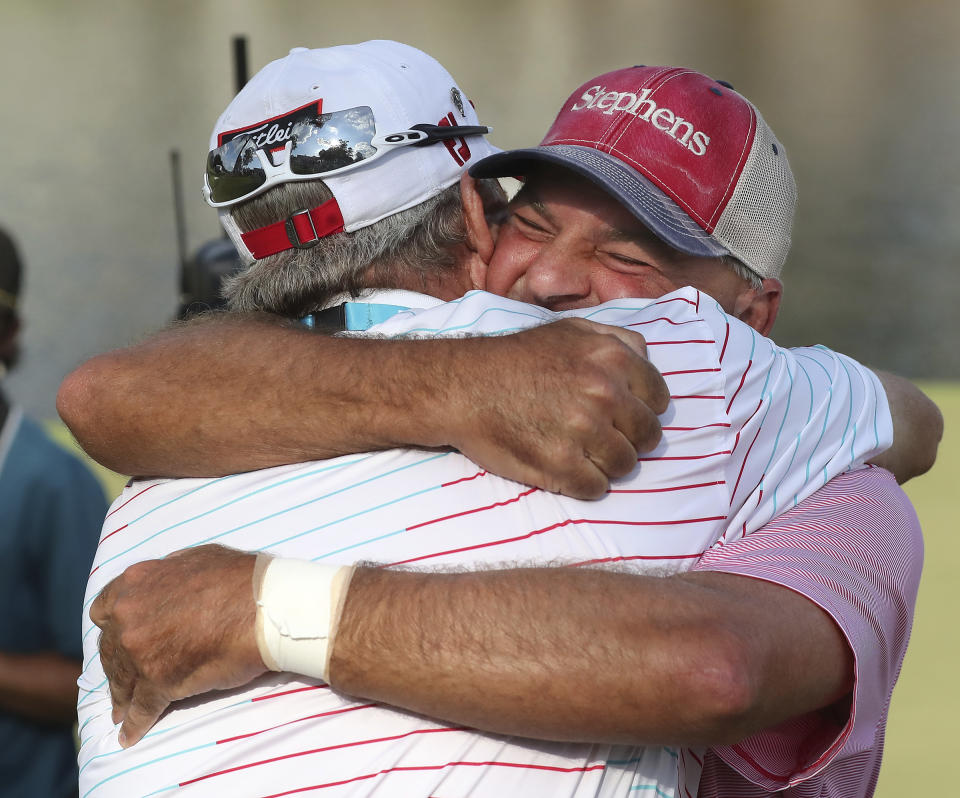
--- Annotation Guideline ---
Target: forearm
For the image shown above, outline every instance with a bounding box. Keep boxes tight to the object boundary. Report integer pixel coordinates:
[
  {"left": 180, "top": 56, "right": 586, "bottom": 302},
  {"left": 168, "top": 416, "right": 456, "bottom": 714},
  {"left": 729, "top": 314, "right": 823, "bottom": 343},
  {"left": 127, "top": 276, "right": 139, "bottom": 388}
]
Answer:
[
  {"left": 58, "top": 314, "right": 667, "bottom": 496},
  {"left": 870, "top": 369, "right": 943, "bottom": 482},
  {"left": 58, "top": 313, "right": 464, "bottom": 477},
  {"left": 328, "top": 566, "right": 851, "bottom": 747},
  {"left": 0, "top": 651, "right": 82, "bottom": 725},
  {"left": 93, "top": 543, "right": 851, "bottom": 747}
]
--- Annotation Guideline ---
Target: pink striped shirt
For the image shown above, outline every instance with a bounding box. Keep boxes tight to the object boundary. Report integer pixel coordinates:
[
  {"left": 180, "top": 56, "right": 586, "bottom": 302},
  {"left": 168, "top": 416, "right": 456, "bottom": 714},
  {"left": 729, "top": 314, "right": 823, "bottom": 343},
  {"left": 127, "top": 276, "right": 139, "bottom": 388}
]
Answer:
[{"left": 693, "top": 466, "right": 923, "bottom": 797}]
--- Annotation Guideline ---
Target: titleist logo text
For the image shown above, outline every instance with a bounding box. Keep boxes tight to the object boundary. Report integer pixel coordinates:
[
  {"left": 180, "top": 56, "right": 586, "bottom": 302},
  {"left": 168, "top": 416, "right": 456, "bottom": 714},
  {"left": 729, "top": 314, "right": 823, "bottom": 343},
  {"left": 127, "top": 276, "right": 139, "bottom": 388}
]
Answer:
[
  {"left": 242, "top": 120, "right": 296, "bottom": 149},
  {"left": 571, "top": 86, "right": 710, "bottom": 156}
]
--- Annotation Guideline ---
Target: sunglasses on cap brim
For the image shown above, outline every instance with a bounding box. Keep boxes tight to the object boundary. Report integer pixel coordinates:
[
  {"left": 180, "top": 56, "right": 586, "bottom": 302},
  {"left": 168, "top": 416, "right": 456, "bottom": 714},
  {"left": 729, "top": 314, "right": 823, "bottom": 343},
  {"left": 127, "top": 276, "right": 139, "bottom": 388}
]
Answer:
[{"left": 203, "top": 105, "right": 491, "bottom": 208}]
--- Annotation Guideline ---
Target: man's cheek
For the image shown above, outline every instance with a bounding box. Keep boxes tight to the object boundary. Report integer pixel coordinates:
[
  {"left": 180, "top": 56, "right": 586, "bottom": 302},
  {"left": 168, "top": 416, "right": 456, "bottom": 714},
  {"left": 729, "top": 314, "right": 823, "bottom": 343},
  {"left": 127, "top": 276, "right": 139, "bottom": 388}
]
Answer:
[
  {"left": 485, "top": 237, "right": 532, "bottom": 299},
  {"left": 487, "top": 252, "right": 525, "bottom": 298}
]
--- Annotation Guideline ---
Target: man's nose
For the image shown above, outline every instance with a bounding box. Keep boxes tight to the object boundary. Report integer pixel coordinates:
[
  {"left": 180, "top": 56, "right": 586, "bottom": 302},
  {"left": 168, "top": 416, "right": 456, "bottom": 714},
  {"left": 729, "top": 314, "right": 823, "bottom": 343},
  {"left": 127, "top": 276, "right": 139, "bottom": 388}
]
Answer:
[{"left": 523, "top": 247, "right": 592, "bottom": 309}]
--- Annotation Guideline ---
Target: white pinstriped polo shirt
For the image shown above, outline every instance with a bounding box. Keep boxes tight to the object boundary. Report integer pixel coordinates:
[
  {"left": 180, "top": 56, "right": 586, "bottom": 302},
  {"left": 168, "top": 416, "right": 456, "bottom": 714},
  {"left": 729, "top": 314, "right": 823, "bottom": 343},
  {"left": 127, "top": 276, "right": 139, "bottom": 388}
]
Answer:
[{"left": 78, "top": 287, "right": 892, "bottom": 798}]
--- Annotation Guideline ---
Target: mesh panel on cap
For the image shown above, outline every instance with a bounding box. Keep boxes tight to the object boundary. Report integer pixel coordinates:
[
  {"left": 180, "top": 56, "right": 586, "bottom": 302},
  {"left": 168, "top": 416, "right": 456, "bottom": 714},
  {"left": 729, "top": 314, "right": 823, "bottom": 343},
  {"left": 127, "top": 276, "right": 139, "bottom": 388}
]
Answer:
[{"left": 712, "top": 111, "right": 796, "bottom": 280}]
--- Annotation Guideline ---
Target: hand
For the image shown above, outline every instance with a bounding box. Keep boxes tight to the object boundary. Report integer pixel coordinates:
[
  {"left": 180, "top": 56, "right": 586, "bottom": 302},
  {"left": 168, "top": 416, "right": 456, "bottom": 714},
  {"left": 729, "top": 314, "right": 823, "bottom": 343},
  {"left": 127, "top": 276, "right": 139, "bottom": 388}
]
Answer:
[
  {"left": 445, "top": 319, "right": 670, "bottom": 499},
  {"left": 89, "top": 544, "right": 265, "bottom": 747}
]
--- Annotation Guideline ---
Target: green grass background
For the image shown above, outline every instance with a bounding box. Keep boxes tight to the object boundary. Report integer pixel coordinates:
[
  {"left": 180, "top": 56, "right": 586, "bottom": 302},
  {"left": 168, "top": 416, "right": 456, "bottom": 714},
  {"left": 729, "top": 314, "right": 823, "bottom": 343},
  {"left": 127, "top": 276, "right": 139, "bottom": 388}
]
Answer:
[
  {"left": 874, "top": 381, "right": 958, "bottom": 795},
  {"left": 46, "top": 383, "right": 958, "bottom": 793}
]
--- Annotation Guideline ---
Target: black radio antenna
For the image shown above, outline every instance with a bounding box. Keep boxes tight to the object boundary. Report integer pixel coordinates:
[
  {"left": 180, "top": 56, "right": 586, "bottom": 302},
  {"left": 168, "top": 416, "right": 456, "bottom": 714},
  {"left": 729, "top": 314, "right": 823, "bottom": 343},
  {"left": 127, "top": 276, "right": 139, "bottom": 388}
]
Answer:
[
  {"left": 172, "top": 36, "right": 251, "bottom": 317},
  {"left": 170, "top": 149, "right": 189, "bottom": 281},
  {"left": 233, "top": 35, "right": 249, "bottom": 93}
]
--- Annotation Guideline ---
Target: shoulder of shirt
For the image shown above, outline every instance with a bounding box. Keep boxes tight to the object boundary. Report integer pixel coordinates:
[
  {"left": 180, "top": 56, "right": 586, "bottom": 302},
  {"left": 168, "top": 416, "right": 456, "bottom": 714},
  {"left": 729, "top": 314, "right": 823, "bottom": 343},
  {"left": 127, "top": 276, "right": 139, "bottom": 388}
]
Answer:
[
  {"left": 556, "top": 286, "right": 703, "bottom": 322},
  {"left": 349, "top": 288, "right": 443, "bottom": 310},
  {"left": 363, "top": 290, "right": 560, "bottom": 337}
]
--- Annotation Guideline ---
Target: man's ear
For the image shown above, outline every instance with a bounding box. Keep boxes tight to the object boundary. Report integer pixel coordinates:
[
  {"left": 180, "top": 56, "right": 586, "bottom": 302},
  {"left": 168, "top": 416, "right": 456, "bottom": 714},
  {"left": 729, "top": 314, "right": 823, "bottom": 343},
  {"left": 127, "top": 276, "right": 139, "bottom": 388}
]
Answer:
[
  {"left": 460, "top": 173, "right": 496, "bottom": 266},
  {"left": 733, "top": 278, "right": 782, "bottom": 336}
]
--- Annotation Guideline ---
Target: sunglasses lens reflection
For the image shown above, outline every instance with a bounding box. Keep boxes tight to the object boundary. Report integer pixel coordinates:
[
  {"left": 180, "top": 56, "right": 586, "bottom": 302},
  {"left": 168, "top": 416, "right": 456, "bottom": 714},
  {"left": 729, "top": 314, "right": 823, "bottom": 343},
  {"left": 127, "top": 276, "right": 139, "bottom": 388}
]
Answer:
[
  {"left": 204, "top": 106, "right": 478, "bottom": 207},
  {"left": 206, "top": 137, "right": 266, "bottom": 204},
  {"left": 289, "top": 107, "right": 378, "bottom": 176}
]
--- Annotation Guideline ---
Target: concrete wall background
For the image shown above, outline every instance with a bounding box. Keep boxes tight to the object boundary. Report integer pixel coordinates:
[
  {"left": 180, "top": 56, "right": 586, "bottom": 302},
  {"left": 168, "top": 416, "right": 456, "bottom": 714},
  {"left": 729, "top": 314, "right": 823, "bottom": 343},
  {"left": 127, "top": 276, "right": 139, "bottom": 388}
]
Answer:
[{"left": 1, "top": 0, "right": 957, "bottom": 418}]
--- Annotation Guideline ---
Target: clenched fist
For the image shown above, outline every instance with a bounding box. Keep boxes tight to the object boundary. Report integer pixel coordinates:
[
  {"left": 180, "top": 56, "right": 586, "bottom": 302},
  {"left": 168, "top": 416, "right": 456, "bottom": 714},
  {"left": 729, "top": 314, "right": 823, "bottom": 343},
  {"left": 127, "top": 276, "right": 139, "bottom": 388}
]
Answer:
[{"left": 440, "top": 318, "right": 669, "bottom": 499}]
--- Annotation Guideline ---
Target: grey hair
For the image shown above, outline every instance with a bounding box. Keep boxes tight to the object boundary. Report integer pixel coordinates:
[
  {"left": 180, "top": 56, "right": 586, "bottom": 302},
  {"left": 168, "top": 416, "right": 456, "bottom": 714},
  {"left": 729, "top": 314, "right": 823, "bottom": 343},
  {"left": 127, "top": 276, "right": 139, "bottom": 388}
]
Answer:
[
  {"left": 721, "top": 254, "right": 764, "bottom": 291},
  {"left": 222, "top": 178, "right": 506, "bottom": 317}
]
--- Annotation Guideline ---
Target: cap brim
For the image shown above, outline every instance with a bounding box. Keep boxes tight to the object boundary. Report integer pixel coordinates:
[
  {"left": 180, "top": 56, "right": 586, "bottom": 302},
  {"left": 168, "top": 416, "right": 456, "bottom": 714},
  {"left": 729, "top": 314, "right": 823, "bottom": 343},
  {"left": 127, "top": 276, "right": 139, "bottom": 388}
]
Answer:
[{"left": 470, "top": 145, "right": 729, "bottom": 260}]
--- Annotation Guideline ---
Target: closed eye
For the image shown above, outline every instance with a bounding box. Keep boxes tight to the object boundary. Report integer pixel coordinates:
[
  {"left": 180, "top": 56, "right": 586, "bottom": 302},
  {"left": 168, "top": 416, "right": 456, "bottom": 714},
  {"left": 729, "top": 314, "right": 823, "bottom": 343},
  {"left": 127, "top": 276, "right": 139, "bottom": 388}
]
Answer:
[
  {"left": 511, "top": 211, "right": 551, "bottom": 234},
  {"left": 606, "top": 251, "right": 649, "bottom": 268}
]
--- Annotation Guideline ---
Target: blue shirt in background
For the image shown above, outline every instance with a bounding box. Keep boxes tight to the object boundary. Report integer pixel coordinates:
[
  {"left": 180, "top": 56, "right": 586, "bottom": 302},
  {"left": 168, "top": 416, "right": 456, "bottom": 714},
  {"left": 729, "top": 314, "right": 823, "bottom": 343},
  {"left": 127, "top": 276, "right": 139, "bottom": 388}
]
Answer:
[{"left": 0, "top": 405, "right": 107, "bottom": 798}]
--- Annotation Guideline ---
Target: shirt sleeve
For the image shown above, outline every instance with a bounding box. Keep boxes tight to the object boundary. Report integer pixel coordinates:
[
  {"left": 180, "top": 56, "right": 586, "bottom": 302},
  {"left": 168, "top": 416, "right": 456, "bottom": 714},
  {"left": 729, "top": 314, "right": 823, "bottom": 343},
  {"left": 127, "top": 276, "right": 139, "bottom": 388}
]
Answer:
[
  {"left": 694, "top": 293, "right": 894, "bottom": 544},
  {"left": 692, "top": 466, "right": 923, "bottom": 791}
]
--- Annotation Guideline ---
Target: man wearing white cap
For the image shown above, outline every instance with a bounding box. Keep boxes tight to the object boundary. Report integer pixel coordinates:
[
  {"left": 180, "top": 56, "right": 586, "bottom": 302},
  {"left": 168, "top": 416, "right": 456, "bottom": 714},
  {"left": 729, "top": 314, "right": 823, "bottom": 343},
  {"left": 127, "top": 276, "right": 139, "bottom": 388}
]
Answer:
[{"left": 67, "top": 48, "right": 935, "bottom": 798}]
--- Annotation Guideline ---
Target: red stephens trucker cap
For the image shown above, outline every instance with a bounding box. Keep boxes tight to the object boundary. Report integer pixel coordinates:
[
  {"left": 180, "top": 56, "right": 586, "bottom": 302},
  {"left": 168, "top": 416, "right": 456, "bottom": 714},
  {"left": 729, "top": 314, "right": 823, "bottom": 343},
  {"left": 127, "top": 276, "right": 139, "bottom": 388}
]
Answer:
[{"left": 470, "top": 66, "right": 797, "bottom": 280}]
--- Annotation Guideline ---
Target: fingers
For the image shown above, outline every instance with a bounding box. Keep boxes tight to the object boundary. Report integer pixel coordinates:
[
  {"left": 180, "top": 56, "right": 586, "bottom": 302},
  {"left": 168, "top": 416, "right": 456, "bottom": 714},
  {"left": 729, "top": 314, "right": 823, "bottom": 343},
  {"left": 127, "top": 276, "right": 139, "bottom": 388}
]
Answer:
[
  {"left": 581, "top": 411, "right": 660, "bottom": 490},
  {"left": 100, "top": 634, "right": 136, "bottom": 724},
  {"left": 119, "top": 682, "right": 171, "bottom": 748},
  {"left": 565, "top": 319, "right": 671, "bottom": 416},
  {"left": 88, "top": 579, "right": 114, "bottom": 628},
  {"left": 548, "top": 458, "right": 610, "bottom": 501},
  {"left": 557, "top": 426, "right": 657, "bottom": 499},
  {"left": 99, "top": 620, "right": 171, "bottom": 747},
  {"left": 574, "top": 324, "right": 667, "bottom": 459},
  {"left": 92, "top": 581, "right": 130, "bottom": 723},
  {"left": 565, "top": 467, "right": 613, "bottom": 501},
  {"left": 625, "top": 353, "right": 671, "bottom": 416},
  {"left": 583, "top": 428, "right": 640, "bottom": 485},
  {"left": 457, "top": 318, "right": 671, "bottom": 498},
  {"left": 571, "top": 318, "right": 649, "bottom": 357},
  {"left": 611, "top": 394, "right": 664, "bottom": 455}
]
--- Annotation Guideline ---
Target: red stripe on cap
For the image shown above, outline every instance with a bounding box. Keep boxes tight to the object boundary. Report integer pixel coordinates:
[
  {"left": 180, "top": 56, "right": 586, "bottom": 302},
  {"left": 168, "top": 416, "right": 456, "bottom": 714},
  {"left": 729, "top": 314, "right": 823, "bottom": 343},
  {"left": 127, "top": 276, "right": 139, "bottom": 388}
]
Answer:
[
  {"left": 241, "top": 199, "right": 345, "bottom": 260},
  {"left": 217, "top": 99, "right": 323, "bottom": 146}
]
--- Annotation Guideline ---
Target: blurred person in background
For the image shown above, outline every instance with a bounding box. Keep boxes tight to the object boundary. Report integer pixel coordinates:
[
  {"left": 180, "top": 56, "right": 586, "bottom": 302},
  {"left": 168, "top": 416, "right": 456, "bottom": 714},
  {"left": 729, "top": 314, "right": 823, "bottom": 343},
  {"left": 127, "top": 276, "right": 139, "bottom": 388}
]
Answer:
[{"left": 0, "top": 226, "right": 107, "bottom": 798}]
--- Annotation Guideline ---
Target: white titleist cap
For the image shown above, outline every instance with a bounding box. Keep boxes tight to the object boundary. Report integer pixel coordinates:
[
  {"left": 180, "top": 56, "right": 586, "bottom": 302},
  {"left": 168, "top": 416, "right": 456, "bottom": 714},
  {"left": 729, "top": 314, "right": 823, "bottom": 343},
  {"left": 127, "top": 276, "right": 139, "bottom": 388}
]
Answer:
[{"left": 206, "top": 40, "right": 499, "bottom": 262}]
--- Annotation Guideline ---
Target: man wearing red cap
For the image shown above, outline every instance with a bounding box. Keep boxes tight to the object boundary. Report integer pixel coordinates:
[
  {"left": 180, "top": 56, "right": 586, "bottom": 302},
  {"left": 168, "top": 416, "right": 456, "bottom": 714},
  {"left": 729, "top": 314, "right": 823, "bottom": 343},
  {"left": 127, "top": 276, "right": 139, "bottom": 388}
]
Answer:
[{"left": 64, "top": 55, "right": 937, "bottom": 798}]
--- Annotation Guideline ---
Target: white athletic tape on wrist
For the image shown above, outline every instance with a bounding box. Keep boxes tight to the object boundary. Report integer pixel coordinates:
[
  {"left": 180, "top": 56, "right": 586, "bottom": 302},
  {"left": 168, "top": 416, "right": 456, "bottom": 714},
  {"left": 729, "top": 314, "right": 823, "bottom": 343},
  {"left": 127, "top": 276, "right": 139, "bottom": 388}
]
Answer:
[{"left": 254, "top": 555, "right": 355, "bottom": 682}]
